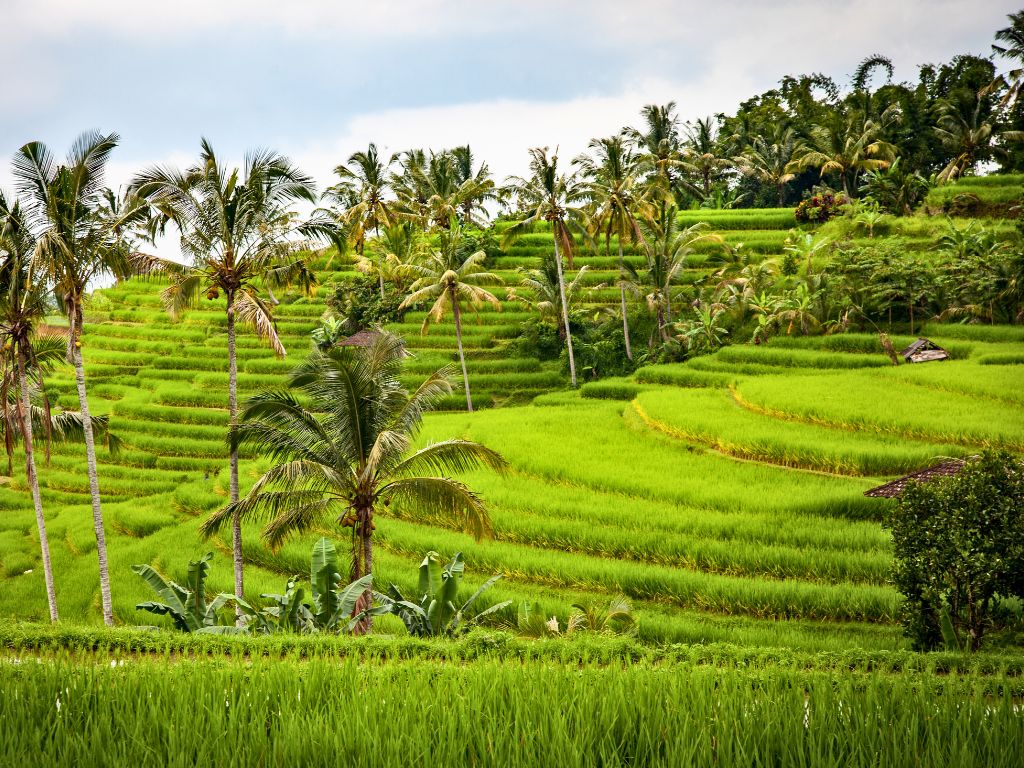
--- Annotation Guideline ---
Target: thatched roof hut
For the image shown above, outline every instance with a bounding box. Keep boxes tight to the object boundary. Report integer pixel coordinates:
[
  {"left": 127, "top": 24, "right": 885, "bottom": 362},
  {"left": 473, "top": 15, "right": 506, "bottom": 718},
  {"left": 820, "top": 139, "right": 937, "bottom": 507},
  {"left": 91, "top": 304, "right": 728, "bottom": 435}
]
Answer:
[
  {"left": 900, "top": 338, "right": 949, "bottom": 364},
  {"left": 864, "top": 459, "right": 967, "bottom": 498}
]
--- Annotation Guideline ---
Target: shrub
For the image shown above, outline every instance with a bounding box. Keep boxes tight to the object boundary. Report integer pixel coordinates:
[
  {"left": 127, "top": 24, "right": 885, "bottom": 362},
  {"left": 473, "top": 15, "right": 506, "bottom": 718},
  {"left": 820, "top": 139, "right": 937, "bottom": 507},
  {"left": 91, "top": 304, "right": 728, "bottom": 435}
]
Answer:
[
  {"left": 794, "top": 188, "right": 850, "bottom": 224},
  {"left": 884, "top": 452, "right": 1024, "bottom": 651}
]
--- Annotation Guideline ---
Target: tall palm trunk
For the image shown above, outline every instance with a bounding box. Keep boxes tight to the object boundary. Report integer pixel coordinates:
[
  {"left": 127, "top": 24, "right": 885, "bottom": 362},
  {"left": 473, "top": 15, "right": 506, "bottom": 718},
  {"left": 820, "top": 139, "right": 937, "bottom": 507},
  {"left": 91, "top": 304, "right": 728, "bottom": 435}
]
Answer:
[
  {"left": 451, "top": 289, "right": 473, "bottom": 411},
  {"left": 69, "top": 306, "right": 113, "bottom": 626},
  {"left": 553, "top": 236, "right": 577, "bottom": 387},
  {"left": 226, "top": 293, "right": 243, "bottom": 602},
  {"left": 619, "top": 240, "right": 633, "bottom": 361},
  {"left": 360, "top": 509, "right": 374, "bottom": 633},
  {"left": 16, "top": 351, "right": 57, "bottom": 622}
]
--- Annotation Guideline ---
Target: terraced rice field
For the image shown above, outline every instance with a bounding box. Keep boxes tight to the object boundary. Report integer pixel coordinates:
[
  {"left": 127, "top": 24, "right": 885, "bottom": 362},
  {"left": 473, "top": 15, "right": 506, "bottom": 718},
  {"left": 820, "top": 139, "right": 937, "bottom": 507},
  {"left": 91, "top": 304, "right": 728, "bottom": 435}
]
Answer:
[{"left": 0, "top": 208, "right": 1021, "bottom": 654}]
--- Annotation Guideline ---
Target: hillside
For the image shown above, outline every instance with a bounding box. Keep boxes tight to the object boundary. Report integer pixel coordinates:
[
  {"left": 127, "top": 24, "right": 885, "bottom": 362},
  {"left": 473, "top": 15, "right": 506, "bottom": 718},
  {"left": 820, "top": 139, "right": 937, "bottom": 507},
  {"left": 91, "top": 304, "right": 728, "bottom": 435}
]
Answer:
[{"left": 0, "top": 206, "right": 1020, "bottom": 657}]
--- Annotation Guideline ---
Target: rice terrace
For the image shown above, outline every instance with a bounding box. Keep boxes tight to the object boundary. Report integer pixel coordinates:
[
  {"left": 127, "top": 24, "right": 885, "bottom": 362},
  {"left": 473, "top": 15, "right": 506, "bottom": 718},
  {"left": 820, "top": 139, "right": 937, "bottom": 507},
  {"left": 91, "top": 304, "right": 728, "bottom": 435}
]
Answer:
[{"left": 1, "top": 3, "right": 1024, "bottom": 766}]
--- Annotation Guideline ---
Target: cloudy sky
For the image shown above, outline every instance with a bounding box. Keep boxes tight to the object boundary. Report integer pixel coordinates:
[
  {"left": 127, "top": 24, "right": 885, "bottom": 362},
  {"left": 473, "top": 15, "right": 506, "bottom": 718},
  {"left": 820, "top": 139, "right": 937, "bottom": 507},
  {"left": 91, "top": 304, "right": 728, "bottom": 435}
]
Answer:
[{"left": 0, "top": 0, "right": 1019, "bottom": 195}]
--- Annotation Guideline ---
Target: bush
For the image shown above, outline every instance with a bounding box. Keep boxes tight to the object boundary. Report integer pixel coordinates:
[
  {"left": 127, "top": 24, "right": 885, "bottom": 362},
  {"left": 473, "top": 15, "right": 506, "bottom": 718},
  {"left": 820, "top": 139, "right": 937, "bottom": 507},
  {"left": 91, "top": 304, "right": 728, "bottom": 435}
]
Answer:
[
  {"left": 884, "top": 452, "right": 1024, "bottom": 651},
  {"left": 324, "top": 275, "right": 406, "bottom": 333},
  {"left": 794, "top": 188, "right": 850, "bottom": 225}
]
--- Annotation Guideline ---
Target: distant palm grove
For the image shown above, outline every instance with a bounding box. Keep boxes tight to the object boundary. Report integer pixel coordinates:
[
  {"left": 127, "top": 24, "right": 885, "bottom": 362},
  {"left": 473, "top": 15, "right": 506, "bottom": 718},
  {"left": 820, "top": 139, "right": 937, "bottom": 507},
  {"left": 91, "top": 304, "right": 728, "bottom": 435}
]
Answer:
[{"left": 1, "top": 11, "right": 1024, "bottom": 767}]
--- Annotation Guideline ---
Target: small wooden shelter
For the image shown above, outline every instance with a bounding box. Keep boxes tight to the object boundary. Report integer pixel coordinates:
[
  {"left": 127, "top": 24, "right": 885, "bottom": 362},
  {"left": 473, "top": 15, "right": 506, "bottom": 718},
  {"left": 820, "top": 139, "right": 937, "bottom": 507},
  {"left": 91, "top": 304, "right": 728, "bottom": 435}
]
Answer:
[
  {"left": 864, "top": 459, "right": 967, "bottom": 498},
  {"left": 900, "top": 338, "right": 949, "bottom": 364}
]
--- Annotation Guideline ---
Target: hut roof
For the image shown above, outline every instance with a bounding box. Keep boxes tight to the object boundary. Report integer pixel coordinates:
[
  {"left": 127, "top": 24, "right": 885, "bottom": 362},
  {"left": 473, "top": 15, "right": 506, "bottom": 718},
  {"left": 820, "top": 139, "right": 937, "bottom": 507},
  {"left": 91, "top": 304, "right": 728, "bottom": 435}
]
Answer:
[
  {"left": 337, "top": 330, "right": 383, "bottom": 348},
  {"left": 899, "top": 337, "right": 949, "bottom": 363},
  {"left": 336, "top": 330, "right": 411, "bottom": 357},
  {"left": 864, "top": 459, "right": 968, "bottom": 498}
]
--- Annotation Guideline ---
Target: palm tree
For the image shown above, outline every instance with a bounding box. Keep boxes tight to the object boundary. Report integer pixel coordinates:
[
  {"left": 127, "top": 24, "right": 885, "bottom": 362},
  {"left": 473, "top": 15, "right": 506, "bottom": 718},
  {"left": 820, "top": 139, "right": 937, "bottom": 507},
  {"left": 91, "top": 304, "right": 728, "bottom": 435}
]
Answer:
[
  {"left": 783, "top": 232, "right": 832, "bottom": 276},
  {"left": 734, "top": 126, "right": 799, "bottom": 206},
  {"left": 325, "top": 144, "right": 393, "bottom": 251},
  {"left": 788, "top": 115, "right": 896, "bottom": 196},
  {"left": 502, "top": 148, "right": 589, "bottom": 387},
  {"left": 993, "top": 11, "right": 1024, "bottom": 107},
  {"left": 683, "top": 117, "right": 733, "bottom": 199},
  {"left": 201, "top": 333, "right": 508, "bottom": 630},
  {"left": 12, "top": 131, "right": 148, "bottom": 626},
  {"left": 0, "top": 193, "right": 58, "bottom": 621},
  {"left": 628, "top": 102, "right": 684, "bottom": 208},
  {"left": 132, "top": 140, "right": 336, "bottom": 601},
  {"left": 393, "top": 149, "right": 495, "bottom": 231},
  {"left": 400, "top": 222, "right": 501, "bottom": 411},
  {"left": 636, "top": 206, "right": 722, "bottom": 340},
  {"left": 933, "top": 95, "right": 1024, "bottom": 183},
  {"left": 578, "top": 134, "right": 651, "bottom": 362},
  {"left": 513, "top": 254, "right": 592, "bottom": 343}
]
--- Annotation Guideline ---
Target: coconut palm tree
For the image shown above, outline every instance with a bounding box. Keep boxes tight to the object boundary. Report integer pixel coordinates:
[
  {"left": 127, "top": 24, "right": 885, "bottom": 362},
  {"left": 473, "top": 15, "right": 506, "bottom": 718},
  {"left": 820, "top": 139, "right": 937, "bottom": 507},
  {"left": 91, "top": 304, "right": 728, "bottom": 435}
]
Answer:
[
  {"left": 933, "top": 95, "right": 1024, "bottom": 183},
  {"left": 324, "top": 143, "right": 394, "bottom": 258},
  {"left": 734, "top": 126, "right": 799, "bottom": 206},
  {"left": 393, "top": 149, "right": 495, "bottom": 231},
  {"left": 683, "top": 117, "right": 733, "bottom": 199},
  {"left": 636, "top": 206, "right": 722, "bottom": 340},
  {"left": 0, "top": 192, "right": 59, "bottom": 621},
  {"left": 132, "top": 139, "right": 337, "bottom": 601},
  {"left": 577, "top": 134, "right": 651, "bottom": 361},
  {"left": 502, "top": 148, "right": 589, "bottom": 387},
  {"left": 788, "top": 115, "right": 896, "bottom": 196},
  {"left": 12, "top": 131, "right": 149, "bottom": 626},
  {"left": 627, "top": 102, "right": 685, "bottom": 208},
  {"left": 513, "top": 255, "right": 592, "bottom": 343},
  {"left": 993, "top": 11, "right": 1024, "bottom": 107},
  {"left": 201, "top": 332, "right": 507, "bottom": 630},
  {"left": 400, "top": 222, "right": 502, "bottom": 411}
]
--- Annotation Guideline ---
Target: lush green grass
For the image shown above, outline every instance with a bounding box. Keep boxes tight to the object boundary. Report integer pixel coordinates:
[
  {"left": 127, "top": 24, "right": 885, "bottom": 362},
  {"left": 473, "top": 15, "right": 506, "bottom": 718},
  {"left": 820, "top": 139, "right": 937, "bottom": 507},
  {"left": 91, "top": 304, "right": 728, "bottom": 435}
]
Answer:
[{"left": 1, "top": 640, "right": 1020, "bottom": 767}]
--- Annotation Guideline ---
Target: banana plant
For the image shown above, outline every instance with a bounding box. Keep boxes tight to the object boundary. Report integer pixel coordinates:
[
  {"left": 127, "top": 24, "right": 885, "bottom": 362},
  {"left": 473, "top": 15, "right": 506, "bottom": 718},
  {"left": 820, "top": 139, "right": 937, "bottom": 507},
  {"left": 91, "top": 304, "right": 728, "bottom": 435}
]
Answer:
[
  {"left": 132, "top": 552, "right": 246, "bottom": 634},
  {"left": 239, "top": 538, "right": 376, "bottom": 634},
  {"left": 378, "top": 551, "right": 510, "bottom": 637}
]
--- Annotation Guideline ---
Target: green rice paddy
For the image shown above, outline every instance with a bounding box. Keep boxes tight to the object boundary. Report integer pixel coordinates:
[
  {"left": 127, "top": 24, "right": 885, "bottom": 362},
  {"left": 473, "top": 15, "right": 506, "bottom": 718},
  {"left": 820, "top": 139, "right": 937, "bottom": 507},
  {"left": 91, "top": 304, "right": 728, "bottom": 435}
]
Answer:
[{"left": 2, "top": 206, "right": 1022, "bottom": 763}]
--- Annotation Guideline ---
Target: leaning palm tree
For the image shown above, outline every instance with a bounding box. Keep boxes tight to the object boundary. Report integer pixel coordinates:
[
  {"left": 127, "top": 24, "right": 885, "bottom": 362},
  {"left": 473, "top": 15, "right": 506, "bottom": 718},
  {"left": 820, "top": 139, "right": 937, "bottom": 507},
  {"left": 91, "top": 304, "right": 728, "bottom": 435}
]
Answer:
[
  {"left": 132, "top": 139, "right": 337, "bottom": 601},
  {"left": 12, "top": 131, "right": 148, "bottom": 626},
  {"left": 577, "top": 134, "right": 651, "bottom": 361},
  {"left": 933, "top": 96, "right": 1024, "bottom": 184},
  {"left": 201, "top": 333, "right": 508, "bottom": 631},
  {"left": 502, "top": 148, "right": 589, "bottom": 387},
  {"left": 400, "top": 222, "right": 502, "bottom": 411}
]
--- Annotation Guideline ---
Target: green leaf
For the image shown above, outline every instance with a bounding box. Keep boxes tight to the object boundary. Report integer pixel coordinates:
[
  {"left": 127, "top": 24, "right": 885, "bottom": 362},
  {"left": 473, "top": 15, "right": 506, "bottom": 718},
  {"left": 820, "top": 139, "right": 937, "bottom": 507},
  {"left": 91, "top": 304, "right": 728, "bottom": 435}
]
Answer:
[
  {"left": 419, "top": 551, "right": 443, "bottom": 598},
  {"left": 132, "top": 564, "right": 197, "bottom": 632}
]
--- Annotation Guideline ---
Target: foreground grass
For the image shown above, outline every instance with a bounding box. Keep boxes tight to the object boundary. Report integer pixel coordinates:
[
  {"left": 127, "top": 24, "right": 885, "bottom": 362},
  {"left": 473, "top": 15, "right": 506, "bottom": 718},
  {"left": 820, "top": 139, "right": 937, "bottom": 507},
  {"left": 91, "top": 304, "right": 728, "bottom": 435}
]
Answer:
[{"left": 2, "top": 624, "right": 1021, "bottom": 768}]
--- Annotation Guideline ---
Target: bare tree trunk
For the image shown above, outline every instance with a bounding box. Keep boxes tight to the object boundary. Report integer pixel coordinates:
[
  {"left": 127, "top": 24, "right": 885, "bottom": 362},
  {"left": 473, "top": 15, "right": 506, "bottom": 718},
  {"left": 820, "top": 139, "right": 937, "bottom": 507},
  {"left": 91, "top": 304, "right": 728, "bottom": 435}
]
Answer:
[
  {"left": 553, "top": 236, "right": 577, "bottom": 388},
  {"left": 777, "top": 183, "right": 785, "bottom": 208},
  {"left": 16, "top": 352, "right": 57, "bottom": 623},
  {"left": 69, "top": 307, "right": 113, "bottom": 626},
  {"left": 378, "top": 272, "right": 386, "bottom": 301},
  {"left": 452, "top": 290, "right": 473, "bottom": 412},
  {"left": 226, "top": 293, "right": 243, "bottom": 605},
  {"left": 619, "top": 240, "right": 632, "bottom": 361}
]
